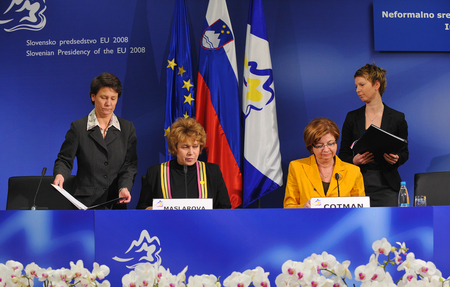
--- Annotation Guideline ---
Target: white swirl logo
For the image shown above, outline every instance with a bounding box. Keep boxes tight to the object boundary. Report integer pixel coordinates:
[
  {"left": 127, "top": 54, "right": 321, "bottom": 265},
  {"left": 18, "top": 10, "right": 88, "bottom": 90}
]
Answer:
[
  {"left": 0, "top": 0, "right": 47, "bottom": 32},
  {"left": 112, "top": 230, "right": 162, "bottom": 269}
]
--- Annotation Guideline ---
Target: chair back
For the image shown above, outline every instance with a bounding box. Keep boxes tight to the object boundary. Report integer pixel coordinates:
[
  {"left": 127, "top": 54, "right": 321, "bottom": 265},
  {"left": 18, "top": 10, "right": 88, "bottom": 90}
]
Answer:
[
  {"left": 7, "top": 176, "right": 77, "bottom": 210},
  {"left": 414, "top": 171, "right": 450, "bottom": 206}
]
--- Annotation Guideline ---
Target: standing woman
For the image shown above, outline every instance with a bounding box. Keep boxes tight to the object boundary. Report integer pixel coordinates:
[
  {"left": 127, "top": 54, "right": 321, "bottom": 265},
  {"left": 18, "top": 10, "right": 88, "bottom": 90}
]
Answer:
[
  {"left": 53, "top": 72, "right": 137, "bottom": 209},
  {"left": 339, "top": 63, "right": 409, "bottom": 207}
]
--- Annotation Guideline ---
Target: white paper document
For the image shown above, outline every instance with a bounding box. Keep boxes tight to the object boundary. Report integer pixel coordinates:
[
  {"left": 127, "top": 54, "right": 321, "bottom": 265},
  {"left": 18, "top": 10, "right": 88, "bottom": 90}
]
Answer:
[
  {"left": 51, "top": 184, "right": 123, "bottom": 210},
  {"left": 51, "top": 184, "right": 88, "bottom": 210}
]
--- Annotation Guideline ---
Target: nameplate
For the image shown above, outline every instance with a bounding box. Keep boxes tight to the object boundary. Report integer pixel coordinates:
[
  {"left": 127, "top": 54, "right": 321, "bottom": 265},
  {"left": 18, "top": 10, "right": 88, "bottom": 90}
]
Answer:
[
  {"left": 152, "top": 198, "right": 213, "bottom": 210},
  {"left": 310, "top": 196, "right": 370, "bottom": 208}
]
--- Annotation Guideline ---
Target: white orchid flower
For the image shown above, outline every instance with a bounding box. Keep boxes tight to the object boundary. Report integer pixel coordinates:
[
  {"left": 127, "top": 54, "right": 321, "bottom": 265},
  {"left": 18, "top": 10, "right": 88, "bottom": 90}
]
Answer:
[
  {"left": 244, "top": 267, "right": 270, "bottom": 287},
  {"left": 69, "top": 259, "right": 88, "bottom": 279},
  {"left": 355, "top": 264, "right": 376, "bottom": 283},
  {"left": 223, "top": 271, "right": 252, "bottom": 287},
  {"left": 372, "top": 238, "right": 392, "bottom": 256},
  {"left": 398, "top": 252, "right": 416, "bottom": 271},
  {"left": 92, "top": 262, "right": 110, "bottom": 280},
  {"left": 411, "top": 259, "right": 439, "bottom": 278},
  {"left": 122, "top": 270, "right": 138, "bottom": 287},
  {"left": 48, "top": 267, "right": 72, "bottom": 283},
  {"left": 335, "top": 260, "right": 352, "bottom": 279},
  {"left": 314, "top": 252, "right": 338, "bottom": 277},
  {"left": 188, "top": 274, "right": 219, "bottom": 287}
]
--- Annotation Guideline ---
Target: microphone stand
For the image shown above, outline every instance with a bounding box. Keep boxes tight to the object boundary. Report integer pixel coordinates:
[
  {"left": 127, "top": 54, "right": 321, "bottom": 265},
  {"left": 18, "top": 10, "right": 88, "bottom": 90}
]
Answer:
[
  {"left": 31, "top": 167, "right": 47, "bottom": 210},
  {"left": 184, "top": 164, "right": 188, "bottom": 198},
  {"left": 335, "top": 173, "right": 341, "bottom": 197}
]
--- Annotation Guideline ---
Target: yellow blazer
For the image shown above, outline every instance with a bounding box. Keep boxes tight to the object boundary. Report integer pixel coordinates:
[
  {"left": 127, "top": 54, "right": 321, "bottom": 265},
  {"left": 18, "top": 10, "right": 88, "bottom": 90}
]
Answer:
[{"left": 284, "top": 155, "right": 365, "bottom": 208}]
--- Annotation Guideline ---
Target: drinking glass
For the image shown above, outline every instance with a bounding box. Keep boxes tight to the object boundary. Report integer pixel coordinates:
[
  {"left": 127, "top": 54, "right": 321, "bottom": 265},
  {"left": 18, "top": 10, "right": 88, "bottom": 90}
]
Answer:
[{"left": 414, "top": 195, "right": 427, "bottom": 206}]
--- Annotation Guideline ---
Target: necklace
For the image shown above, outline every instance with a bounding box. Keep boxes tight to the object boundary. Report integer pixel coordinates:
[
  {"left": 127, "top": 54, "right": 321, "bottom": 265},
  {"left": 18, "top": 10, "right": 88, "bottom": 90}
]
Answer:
[
  {"left": 318, "top": 166, "right": 333, "bottom": 182},
  {"left": 366, "top": 111, "right": 381, "bottom": 122}
]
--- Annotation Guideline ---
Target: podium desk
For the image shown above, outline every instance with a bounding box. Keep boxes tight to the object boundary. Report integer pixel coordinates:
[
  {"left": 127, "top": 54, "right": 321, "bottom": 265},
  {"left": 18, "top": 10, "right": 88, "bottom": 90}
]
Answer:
[{"left": 0, "top": 207, "right": 448, "bottom": 286}]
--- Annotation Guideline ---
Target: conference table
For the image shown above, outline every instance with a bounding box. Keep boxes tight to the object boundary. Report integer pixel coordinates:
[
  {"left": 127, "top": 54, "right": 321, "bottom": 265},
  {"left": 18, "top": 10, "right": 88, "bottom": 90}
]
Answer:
[{"left": 0, "top": 207, "right": 448, "bottom": 286}]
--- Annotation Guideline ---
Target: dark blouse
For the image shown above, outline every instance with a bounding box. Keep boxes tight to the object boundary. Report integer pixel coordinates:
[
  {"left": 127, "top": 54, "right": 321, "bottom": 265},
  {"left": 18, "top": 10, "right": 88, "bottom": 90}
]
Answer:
[{"left": 136, "top": 160, "right": 231, "bottom": 209}]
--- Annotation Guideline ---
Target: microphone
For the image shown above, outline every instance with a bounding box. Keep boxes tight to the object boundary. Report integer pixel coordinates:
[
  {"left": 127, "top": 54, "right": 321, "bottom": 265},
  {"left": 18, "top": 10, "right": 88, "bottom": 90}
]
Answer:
[
  {"left": 183, "top": 164, "right": 188, "bottom": 198},
  {"left": 31, "top": 167, "right": 47, "bottom": 210},
  {"left": 335, "top": 173, "right": 342, "bottom": 197}
]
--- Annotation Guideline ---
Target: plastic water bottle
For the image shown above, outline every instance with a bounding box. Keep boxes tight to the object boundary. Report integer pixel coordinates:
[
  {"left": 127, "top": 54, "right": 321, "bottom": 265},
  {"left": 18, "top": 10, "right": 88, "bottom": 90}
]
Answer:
[{"left": 398, "top": 181, "right": 409, "bottom": 207}]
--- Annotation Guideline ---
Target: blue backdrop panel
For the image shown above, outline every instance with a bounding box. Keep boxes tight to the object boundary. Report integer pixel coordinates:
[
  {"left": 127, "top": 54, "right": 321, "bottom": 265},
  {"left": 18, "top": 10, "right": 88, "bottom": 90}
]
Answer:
[
  {"left": 95, "top": 208, "right": 433, "bottom": 286},
  {"left": 0, "top": 210, "right": 95, "bottom": 269},
  {"left": 2, "top": 0, "right": 450, "bottom": 209},
  {"left": 374, "top": 0, "right": 450, "bottom": 51},
  {"left": 432, "top": 206, "right": 450, "bottom": 274}
]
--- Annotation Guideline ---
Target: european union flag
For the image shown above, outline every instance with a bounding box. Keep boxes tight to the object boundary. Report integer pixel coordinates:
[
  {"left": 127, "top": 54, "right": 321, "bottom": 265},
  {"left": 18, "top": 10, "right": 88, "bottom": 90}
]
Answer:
[{"left": 164, "top": 0, "right": 195, "bottom": 161}]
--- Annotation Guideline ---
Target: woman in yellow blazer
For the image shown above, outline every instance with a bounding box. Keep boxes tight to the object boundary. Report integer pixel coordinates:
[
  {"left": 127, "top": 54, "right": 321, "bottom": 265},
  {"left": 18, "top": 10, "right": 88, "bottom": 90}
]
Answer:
[{"left": 284, "top": 118, "right": 365, "bottom": 208}]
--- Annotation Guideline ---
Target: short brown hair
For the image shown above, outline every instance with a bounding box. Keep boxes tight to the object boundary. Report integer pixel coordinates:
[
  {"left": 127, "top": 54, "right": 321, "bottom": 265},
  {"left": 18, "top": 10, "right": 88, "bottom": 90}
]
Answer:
[
  {"left": 90, "top": 72, "right": 123, "bottom": 105},
  {"left": 303, "top": 118, "right": 340, "bottom": 154},
  {"left": 354, "top": 63, "right": 387, "bottom": 96},
  {"left": 167, "top": 118, "right": 207, "bottom": 156}
]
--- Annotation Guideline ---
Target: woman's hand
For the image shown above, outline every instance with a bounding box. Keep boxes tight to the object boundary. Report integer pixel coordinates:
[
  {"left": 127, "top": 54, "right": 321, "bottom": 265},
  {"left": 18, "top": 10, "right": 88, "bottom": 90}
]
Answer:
[
  {"left": 53, "top": 174, "right": 65, "bottom": 188},
  {"left": 118, "top": 188, "right": 132, "bottom": 203},
  {"left": 384, "top": 153, "right": 399, "bottom": 165},
  {"left": 353, "top": 152, "right": 374, "bottom": 165},
  {"left": 303, "top": 199, "right": 311, "bottom": 208}
]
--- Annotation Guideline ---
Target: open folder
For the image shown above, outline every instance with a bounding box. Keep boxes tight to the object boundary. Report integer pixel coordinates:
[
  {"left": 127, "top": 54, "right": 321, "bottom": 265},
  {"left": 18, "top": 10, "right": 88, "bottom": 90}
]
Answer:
[
  {"left": 51, "top": 184, "right": 122, "bottom": 210},
  {"left": 351, "top": 124, "right": 408, "bottom": 156}
]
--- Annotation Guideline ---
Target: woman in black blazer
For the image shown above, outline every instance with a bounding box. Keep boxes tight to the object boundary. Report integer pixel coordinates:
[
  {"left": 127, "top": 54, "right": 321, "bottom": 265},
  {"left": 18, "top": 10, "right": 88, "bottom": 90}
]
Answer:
[
  {"left": 53, "top": 73, "right": 137, "bottom": 209},
  {"left": 339, "top": 63, "right": 409, "bottom": 207}
]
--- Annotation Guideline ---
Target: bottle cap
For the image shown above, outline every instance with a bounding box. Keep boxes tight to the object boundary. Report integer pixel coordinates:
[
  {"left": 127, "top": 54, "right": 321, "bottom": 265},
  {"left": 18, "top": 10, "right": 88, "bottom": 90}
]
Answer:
[{"left": 401, "top": 181, "right": 406, "bottom": 185}]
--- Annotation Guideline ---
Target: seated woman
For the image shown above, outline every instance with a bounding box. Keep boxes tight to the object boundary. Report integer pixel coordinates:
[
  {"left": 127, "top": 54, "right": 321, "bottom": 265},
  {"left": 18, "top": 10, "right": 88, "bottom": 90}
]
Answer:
[
  {"left": 284, "top": 118, "right": 365, "bottom": 208},
  {"left": 136, "top": 118, "right": 231, "bottom": 209}
]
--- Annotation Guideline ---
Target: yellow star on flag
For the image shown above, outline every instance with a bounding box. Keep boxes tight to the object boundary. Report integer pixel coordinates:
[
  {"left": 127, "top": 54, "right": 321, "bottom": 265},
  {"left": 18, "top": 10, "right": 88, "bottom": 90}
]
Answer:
[
  {"left": 183, "top": 112, "right": 189, "bottom": 119},
  {"left": 164, "top": 127, "right": 170, "bottom": 137},
  {"left": 182, "top": 79, "right": 194, "bottom": 91},
  {"left": 178, "top": 66, "right": 186, "bottom": 76},
  {"left": 184, "top": 94, "right": 195, "bottom": 105},
  {"left": 167, "top": 58, "right": 177, "bottom": 70}
]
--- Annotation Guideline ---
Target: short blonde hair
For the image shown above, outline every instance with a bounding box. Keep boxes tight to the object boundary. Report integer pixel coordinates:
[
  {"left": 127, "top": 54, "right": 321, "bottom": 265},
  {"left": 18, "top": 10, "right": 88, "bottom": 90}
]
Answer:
[
  {"left": 303, "top": 118, "right": 340, "bottom": 154},
  {"left": 167, "top": 118, "right": 206, "bottom": 156},
  {"left": 354, "top": 63, "right": 387, "bottom": 96}
]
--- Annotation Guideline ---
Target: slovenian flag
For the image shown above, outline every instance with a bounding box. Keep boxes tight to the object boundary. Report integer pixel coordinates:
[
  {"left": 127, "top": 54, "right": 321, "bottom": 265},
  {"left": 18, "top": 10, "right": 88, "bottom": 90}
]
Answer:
[
  {"left": 196, "top": 0, "right": 242, "bottom": 208},
  {"left": 242, "top": 0, "right": 283, "bottom": 207},
  {"left": 164, "top": 0, "right": 195, "bottom": 161}
]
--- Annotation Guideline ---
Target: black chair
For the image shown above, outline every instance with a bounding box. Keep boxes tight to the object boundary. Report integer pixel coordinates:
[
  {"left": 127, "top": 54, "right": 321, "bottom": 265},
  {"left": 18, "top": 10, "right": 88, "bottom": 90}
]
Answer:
[
  {"left": 414, "top": 172, "right": 450, "bottom": 206},
  {"left": 7, "top": 176, "right": 77, "bottom": 210}
]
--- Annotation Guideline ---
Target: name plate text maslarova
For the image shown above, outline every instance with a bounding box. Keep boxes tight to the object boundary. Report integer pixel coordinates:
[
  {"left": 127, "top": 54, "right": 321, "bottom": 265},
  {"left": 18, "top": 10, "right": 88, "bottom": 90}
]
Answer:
[
  {"left": 152, "top": 198, "right": 213, "bottom": 210},
  {"left": 310, "top": 196, "right": 370, "bottom": 208}
]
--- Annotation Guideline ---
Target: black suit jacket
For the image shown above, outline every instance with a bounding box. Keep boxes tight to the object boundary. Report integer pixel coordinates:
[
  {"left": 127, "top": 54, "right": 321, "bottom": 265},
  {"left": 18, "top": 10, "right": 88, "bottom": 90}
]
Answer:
[
  {"left": 339, "top": 104, "right": 409, "bottom": 191},
  {"left": 54, "top": 115, "right": 138, "bottom": 208}
]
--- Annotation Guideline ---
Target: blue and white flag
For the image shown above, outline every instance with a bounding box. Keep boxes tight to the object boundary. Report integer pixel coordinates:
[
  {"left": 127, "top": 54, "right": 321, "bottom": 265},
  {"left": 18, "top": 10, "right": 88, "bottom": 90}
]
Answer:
[
  {"left": 164, "top": 0, "right": 195, "bottom": 161},
  {"left": 243, "top": 0, "right": 283, "bottom": 207}
]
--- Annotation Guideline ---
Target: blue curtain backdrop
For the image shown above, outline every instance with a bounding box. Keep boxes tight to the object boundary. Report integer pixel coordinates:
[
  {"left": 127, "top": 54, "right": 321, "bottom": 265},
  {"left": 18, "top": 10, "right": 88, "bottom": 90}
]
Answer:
[{"left": 1, "top": 0, "right": 449, "bottom": 209}]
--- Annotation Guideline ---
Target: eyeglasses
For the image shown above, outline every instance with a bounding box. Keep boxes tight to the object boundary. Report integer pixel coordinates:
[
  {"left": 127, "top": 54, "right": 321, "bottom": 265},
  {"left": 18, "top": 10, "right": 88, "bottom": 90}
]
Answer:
[{"left": 312, "top": 141, "right": 337, "bottom": 149}]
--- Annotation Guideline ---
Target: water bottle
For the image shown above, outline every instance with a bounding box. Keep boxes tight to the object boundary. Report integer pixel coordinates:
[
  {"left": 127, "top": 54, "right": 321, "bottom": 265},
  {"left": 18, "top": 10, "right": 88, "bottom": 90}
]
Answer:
[{"left": 398, "top": 181, "right": 409, "bottom": 207}]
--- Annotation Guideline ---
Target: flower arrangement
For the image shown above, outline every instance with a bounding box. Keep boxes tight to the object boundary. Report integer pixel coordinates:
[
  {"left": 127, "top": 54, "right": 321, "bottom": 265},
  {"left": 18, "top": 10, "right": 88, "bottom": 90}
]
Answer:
[
  {"left": 121, "top": 263, "right": 270, "bottom": 287},
  {"left": 275, "top": 238, "right": 446, "bottom": 287},
  {"left": 3, "top": 238, "right": 447, "bottom": 287},
  {"left": 121, "top": 238, "right": 447, "bottom": 287},
  {"left": 0, "top": 260, "right": 110, "bottom": 287}
]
